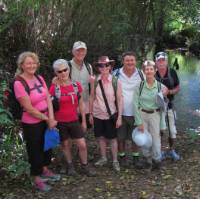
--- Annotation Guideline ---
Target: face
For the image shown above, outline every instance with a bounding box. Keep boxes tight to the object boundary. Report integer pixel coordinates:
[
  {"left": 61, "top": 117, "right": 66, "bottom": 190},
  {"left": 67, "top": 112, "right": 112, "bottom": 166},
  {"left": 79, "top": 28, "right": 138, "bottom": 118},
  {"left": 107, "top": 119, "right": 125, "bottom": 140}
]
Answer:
[
  {"left": 144, "top": 65, "right": 156, "bottom": 79},
  {"left": 156, "top": 58, "right": 168, "bottom": 70},
  {"left": 73, "top": 48, "right": 87, "bottom": 62},
  {"left": 123, "top": 55, "right": 136, "bottom": 70},
  {"left": 21, "top": 56, "right": 38, "bottom": 75},
  {"left": 56, "top": 65, "right": 70, "bottom": 81},
  {"left": 98, "top": 63, "right": 111, "bottom": 75}
]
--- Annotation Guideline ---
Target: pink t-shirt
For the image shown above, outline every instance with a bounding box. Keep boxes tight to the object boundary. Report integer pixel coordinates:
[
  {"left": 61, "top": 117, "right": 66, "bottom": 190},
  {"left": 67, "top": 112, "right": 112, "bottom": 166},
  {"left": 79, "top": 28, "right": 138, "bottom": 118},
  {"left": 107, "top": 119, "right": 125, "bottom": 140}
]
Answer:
[
  {"left": 49, "top": 82, "right": 83, "bottom": 122},
  {"left": 93, "top": 74, "right": 121, "bottom": 120},
  {"left": 14, "top": 75, "right": 49, "bottom": 124}
]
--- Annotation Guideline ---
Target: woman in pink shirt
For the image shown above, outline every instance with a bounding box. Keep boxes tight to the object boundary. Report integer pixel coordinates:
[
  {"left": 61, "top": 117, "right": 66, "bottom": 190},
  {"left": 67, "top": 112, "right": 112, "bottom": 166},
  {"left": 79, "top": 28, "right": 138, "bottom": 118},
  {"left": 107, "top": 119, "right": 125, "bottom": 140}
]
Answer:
[
  {"left": 14, "top": 52, "right": 59, "bottom": 192},
  {"left": 89, "top": 56, "right": 123, "bottom": 172},
  {"left": 49, "top": 59, "right": 95, "bottom": 177}
]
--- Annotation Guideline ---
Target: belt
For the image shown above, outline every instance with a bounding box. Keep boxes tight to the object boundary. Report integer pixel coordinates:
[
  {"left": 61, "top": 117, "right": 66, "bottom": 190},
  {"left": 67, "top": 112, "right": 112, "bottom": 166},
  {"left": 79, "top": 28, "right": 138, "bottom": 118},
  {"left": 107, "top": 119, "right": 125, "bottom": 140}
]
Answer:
[{"left": 141, "top": 108, "right": 160, "bottom": 114}]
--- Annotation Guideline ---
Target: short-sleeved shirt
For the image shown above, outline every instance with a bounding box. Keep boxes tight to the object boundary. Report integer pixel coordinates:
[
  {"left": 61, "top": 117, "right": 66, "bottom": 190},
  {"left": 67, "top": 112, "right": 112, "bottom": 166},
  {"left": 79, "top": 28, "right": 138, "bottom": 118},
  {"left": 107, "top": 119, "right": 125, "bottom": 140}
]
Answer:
[
  {"left": 93, "top": 74, "right": 121, "bottom": 120},
  {"left": 70, "top": 59, "right": 92, "bottom": 113},
  {"left": 155, "top": 67, "right": 179, "bottom": 102},
  {"left": 14, "top": 75, "right": 48, "bottom": 124},
  {"left": 49, "top": 82, "right": 83, "bottom": 122}
]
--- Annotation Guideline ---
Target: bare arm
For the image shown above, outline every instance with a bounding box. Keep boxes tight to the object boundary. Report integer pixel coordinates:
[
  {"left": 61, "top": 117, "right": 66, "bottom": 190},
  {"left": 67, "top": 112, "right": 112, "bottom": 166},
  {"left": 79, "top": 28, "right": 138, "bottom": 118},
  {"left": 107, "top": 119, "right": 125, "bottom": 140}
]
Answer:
[
  {"left": 116, "top": 80, "right": 123, "bottom": 128},
  {"left": 169, "top": 85, "right": 180, "bottom": 95}
]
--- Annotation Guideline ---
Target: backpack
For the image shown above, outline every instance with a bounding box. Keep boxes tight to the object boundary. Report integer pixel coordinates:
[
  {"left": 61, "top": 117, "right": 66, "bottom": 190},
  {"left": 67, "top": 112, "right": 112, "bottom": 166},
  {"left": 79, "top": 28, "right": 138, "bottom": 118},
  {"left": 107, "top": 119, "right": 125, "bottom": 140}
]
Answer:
[
  {"left": 5, "top": 75, "right": 43, "bottom": 120},
  {"left": 139, "top": 80, "right": 161, "bottom": 97},
  {"left": 51, "top": 81, "right": 81, "bottom": 112}
]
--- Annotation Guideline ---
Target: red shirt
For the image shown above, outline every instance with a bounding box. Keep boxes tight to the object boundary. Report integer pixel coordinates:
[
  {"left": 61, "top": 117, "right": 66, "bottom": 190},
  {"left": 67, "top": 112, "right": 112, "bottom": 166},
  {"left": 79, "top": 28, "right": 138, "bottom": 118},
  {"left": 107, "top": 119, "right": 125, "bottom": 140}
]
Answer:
[{"left": 49, "top": 82, "right": 82, "bottom": 122}]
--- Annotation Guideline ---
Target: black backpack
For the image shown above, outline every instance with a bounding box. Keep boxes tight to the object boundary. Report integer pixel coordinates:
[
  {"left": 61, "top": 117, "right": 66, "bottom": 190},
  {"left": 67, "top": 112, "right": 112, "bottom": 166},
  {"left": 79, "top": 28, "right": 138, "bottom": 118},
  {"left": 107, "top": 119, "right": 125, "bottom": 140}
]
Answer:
[{"left": 5, "top": 75, "right": 43, "bottom": 120}]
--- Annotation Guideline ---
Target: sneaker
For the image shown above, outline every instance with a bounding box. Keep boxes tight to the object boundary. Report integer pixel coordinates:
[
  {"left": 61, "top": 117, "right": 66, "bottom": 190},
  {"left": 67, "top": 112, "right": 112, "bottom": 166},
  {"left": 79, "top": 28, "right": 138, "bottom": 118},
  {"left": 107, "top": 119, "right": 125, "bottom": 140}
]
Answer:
[
  {"left": 168, "top": 150, "right": 181, "bottom": 161},
  {"left": 41, "top": 169, "right": 61, "bottom": 182},
  {"left": 35, "top": 180, "right": 51, "bottom": 192},
  {"left": 95, "top": 157, "right": 108, "bottom": 166},
  {"left": 67, "top": 163, "right": 77, "bottom": 176},
  {"left": 113, "top": 161, "right": 120, "bottom": 172},
  {"left": 81, "top": 164, "right": 96, "bottom": 177},
  {"left": 161, "top": 151, "right": 167, "bottom": 161}
]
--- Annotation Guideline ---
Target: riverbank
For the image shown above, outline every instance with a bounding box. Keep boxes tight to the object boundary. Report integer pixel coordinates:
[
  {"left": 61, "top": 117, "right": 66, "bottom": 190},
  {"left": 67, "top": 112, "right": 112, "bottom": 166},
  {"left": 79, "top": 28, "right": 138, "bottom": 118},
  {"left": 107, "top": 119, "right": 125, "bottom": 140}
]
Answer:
[{"left": 0, "top": 131, "right": 199, "bottom": 199}]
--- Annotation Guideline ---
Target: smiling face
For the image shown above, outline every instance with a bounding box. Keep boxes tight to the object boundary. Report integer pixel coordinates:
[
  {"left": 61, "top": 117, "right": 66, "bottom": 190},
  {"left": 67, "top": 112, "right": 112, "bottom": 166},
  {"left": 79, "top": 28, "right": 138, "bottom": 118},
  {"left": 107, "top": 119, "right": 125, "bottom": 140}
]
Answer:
[
  {"left": 97, "top": 63, "right": 111, "bottom": 75},
  {"left": 55, "top": 64, "right": 70, "bottom": 81},
  {"left": 72, "top": 48, "right": 87, "bottom": 63},
  {"left": 156, "top": 58, "right": 168, "bottom": 71},
  {"left": 123, "top": 55, "right": 136, "bottom": 71},
  {"left": 144, "top": 64, "right": 156, "bottom": 79},
  {"left": 20, "top": 56, "right": 39, "bottom": 75}
]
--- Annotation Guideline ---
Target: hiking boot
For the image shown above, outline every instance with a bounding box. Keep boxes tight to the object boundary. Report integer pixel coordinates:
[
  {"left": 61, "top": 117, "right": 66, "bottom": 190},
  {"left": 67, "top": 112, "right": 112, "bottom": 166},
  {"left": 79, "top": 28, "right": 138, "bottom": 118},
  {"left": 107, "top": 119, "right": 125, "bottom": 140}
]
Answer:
[
  {"left": 168, "top": 150, "right": 181, "bottom": 161},
  {"left": 67, "top": 163, "right": 77, "bottom": 176},
  {"left": 112, "top": 161, "right": 120, "bottom": 172},
  {"left": 152, "top": 160, "right": 162, "bottom": 171},
  {"left": 81, "top": 163, "right": 96, "bottom": 177},
  {"left": 95, "top": 157, "right": 108, "bottom": 167},
  {"left": 41, "top": 169, "right": 61, "bottom": 182},
  {"left": 35, "top": 180, "right": 52, "bottom": 192},
  {"left": 135, "top": 159, "right": 152, "bottom": 170}
]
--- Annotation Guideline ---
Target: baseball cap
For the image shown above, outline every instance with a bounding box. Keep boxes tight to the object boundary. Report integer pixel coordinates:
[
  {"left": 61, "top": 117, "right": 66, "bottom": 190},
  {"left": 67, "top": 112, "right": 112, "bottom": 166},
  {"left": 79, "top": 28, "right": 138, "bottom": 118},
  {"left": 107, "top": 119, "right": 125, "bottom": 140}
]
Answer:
[
  {"left": 155, "top": 52, "right": 168, "bottom": 61},
  {"left": 72, "top": 41, "right": 87, "bottom": 50}
]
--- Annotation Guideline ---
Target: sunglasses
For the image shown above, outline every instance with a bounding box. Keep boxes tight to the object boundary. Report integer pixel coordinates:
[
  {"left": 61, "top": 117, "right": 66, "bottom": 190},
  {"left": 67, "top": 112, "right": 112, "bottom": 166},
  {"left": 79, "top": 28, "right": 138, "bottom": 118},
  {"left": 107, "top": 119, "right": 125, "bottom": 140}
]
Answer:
[
  {"left": 97, "top": 63, "right": 110, "bottom": 68},
  {"left": 57, "top": 68, "right": 69, "bottom": 74}
]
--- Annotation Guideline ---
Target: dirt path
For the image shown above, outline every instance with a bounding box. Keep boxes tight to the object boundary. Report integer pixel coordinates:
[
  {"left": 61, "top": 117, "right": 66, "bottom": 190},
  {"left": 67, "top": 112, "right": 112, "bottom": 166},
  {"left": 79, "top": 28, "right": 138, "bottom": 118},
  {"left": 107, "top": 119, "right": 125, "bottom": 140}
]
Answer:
[{"left": 0, "top": 132, "right": 200, "bottom": 199}]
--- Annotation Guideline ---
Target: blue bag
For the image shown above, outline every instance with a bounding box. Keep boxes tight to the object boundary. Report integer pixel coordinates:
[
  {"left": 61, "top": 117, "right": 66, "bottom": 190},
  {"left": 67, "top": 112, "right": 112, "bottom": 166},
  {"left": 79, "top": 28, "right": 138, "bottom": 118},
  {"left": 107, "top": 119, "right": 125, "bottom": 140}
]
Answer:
[{"left": 44, "top": 128, "right": 60, "bottom": 151}]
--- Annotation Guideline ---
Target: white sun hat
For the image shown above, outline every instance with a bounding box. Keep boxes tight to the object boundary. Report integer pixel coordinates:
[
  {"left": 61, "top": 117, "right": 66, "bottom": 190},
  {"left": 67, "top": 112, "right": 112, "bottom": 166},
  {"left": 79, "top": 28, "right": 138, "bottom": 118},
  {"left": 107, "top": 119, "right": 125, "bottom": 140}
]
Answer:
[{"left": 132, "top": 127, "right": 152, "bottom": 148}]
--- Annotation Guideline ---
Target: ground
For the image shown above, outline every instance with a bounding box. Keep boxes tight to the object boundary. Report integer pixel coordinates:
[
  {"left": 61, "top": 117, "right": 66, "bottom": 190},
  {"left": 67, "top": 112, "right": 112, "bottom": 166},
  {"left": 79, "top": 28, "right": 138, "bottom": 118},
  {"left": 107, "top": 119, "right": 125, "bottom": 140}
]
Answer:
[{"left": 0, "top": 131, "right": 200, "bottom": 199}]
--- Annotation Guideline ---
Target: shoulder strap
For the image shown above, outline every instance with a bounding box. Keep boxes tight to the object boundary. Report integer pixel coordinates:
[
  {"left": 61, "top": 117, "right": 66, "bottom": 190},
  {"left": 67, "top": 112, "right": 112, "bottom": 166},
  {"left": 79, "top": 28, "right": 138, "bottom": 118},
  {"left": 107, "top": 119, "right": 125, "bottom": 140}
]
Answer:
[
  {"left": 139, "top": 80, "right": 145, "bottom": 96},
  {"left": 114, "top": 68, "right": 120, "bottom": 78},
  {"left": 157, "top": 81, "right": 161, "bottom": 92},
  {"left": 72, "top": 81, "right": 81, "bottom": 100},
  {"left": 68, "top": 61, "right": 72, "bottom": 78},
  {"left": 35, "top": 74, "right": 43, "bottom": 86},
  {"left": 98, "top": 80, "right": 112, "bottom": 117},
  {"left": 15, "top": 76, "right": 30, "bottom": 95},
  {"left": 138, "top": 69, "right": 144, "bottom": 81},
  {"left": 85, "top": 62, "right": 92, "bottom": 75}
]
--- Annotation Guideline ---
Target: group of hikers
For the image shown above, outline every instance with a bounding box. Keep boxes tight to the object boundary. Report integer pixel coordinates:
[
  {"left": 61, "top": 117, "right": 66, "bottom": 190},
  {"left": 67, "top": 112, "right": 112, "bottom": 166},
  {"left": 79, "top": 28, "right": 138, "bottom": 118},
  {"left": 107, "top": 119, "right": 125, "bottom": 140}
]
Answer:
[{"left": 13, "top": 41, "right": 180, "bottom": 192}]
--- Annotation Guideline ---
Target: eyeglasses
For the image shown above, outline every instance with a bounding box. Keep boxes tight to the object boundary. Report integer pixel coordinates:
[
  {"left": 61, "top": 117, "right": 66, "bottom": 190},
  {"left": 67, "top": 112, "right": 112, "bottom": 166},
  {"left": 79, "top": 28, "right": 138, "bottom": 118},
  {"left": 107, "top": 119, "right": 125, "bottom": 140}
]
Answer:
[
  {"left": 97, "top": 63, "right": 110, "bottom": 68},
  {"left": 57, "top": 68, "right": 68, "bottom": 74}
]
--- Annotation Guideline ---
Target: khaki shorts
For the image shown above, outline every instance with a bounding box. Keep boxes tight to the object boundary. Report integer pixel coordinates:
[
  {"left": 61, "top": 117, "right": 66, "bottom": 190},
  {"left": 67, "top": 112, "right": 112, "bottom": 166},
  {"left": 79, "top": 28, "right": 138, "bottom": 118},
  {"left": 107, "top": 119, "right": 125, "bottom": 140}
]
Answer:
[{"left": 117, "top": 116, "right": 135, "bottom": 141}]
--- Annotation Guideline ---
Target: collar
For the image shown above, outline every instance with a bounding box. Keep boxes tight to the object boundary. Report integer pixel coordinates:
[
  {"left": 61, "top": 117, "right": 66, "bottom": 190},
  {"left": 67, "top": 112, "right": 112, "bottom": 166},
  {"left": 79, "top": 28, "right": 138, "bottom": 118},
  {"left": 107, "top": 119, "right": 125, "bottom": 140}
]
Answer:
[
  {"left": 97, "top": 74, "right": 112, "bottom": 83},
  {"left": 145, "top": 79, "right": 157, "bottom": 89}
]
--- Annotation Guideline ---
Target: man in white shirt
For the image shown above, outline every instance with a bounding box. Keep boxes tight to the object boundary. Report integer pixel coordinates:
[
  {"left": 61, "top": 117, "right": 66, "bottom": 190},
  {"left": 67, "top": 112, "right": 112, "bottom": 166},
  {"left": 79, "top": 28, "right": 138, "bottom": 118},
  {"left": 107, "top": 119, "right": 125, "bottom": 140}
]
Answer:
[{"left": 113, "top": 51, "right": 144, "bottom": 166}]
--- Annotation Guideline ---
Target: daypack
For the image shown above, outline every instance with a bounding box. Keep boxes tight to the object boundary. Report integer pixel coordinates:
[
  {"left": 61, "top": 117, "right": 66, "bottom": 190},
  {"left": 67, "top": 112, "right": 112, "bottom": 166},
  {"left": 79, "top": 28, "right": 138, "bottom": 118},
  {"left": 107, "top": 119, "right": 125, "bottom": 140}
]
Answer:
[
  {"left": 51, "top": 81, "right": 81, "bottom": 112},
  {"left": 4, "top": 75, "right": 43, "bottom": 120}
]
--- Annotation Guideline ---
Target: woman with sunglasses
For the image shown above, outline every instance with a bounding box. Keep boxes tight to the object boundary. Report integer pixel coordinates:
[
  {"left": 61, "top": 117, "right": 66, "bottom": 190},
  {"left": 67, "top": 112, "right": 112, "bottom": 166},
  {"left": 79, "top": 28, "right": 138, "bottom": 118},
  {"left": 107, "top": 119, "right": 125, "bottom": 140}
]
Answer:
[
  {"left": 89, "top": 56, "right": 123, "bottom": 172},
  {"left": 49, "top": 59, "right": 95, "bottom": 177},
  {"left": 133, "top": 60, "right": 168, "bottom": 171},
  {"left": 14, "top": 52, "right": 59, "bottom": 192}
]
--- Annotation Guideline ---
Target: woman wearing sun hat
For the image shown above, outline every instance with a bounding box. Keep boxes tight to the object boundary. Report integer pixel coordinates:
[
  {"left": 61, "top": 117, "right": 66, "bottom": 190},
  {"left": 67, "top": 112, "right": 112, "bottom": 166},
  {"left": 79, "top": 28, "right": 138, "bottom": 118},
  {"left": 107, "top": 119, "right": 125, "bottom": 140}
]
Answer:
[
  {"left": 89, "top": 56, "right": 123, "bottom": 172},
  {"left": 132, "top": 60, "right": 168, "bottom": 170}
]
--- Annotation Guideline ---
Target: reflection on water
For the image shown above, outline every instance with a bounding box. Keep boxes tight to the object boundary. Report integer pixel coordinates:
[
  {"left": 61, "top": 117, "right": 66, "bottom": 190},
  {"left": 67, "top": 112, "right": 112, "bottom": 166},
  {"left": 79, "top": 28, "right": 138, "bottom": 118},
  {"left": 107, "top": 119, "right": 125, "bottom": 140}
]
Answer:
[{"left": 167, "top": 50, "right": 200, "bottom": 132}]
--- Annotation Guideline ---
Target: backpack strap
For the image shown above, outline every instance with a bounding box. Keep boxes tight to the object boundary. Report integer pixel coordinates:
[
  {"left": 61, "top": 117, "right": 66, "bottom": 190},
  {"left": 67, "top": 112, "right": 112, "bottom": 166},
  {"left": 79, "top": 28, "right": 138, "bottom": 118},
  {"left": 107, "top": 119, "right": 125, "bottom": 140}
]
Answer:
[
  {"left": 15, "top": 76, "right": 30, "bottom": 95},
  {"left": 113, "top": 68, "right": 121, "bottom": 78},
  {"left": 157, "top": 81, "right": 161, "bottom": 92},
  {"left": 139, "top": 80, "right": 145, "bottom": 97},
  {"left": 138, "top": 69, "right": 144, "bottom": 81},
  {"left": 35, "top": 74, "right": 43, "bottom": 86},
  {"left": 85, "top": 62, "right": 92, "bottom": 75}
]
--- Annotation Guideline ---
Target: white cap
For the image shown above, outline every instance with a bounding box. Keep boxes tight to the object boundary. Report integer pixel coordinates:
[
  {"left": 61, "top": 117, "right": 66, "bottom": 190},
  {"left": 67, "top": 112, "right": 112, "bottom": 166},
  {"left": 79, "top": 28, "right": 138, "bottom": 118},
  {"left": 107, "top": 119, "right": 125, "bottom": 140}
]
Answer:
[{"left": 72, "top": 41, "right": 87, "bottom": 50}]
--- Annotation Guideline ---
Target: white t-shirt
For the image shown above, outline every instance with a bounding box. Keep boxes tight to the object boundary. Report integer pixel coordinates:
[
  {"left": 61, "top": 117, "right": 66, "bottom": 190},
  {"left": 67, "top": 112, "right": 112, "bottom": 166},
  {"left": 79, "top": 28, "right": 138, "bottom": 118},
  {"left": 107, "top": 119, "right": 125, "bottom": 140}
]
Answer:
[{"left": 117, "top": 68, "right": 143, "bottom": 116}]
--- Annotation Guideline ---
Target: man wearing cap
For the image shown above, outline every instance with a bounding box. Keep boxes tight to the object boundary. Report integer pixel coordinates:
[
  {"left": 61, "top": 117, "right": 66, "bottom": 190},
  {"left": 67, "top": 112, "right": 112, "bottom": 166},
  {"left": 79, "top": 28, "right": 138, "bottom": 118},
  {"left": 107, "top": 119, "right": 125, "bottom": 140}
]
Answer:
[
  {"left": 155, "top": 51, "right": 181, "bottom": 161},
  {"left": 69, "top": 41, "right": 94, "bottom": 128},
  {"left": 112, "top": 51, "right": 144, "bottom": 166}
]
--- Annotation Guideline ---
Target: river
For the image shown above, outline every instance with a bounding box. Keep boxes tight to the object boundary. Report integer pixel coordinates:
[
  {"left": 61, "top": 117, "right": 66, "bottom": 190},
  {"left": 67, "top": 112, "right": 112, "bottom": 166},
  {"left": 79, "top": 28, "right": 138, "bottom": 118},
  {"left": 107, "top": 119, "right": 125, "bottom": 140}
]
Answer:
[{"left": 162, "top": 50, "right": 200, "bottom": 133}]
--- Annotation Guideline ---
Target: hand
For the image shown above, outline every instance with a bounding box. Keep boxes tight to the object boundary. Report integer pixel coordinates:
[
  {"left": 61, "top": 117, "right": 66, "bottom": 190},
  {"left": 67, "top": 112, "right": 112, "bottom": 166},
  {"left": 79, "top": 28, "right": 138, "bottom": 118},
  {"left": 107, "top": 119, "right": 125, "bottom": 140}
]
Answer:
[
  {"left": 138, "top": 124, "right": 144, "bottom": 133},
  {"left": 162, "top": 87, "right": 169, "bottom": 96},
  {"left": 89, "top": 75, "right": 95, "bottom": 84},
  {"left": 116, "top": 116, "right": 122, "bottom": 128},
  {"left": 81, "top": 121, "right": 87, "bottom": 133},
  {"left": 89, "top": 113, "right": 94, "bottom": 126},
  {"left": 52, "top": 76, "right": 58, "bottom": 84},
  {"left": 47, "top": 119, "right": 57, "bottom": 129}
]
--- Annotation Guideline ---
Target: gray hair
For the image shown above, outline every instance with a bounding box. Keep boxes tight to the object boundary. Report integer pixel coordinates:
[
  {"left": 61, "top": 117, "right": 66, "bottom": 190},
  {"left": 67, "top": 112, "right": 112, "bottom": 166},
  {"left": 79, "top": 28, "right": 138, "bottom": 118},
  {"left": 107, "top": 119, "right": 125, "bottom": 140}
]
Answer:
[{"left": 53, "top": 59, "right": 70, "bottom": 72}]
